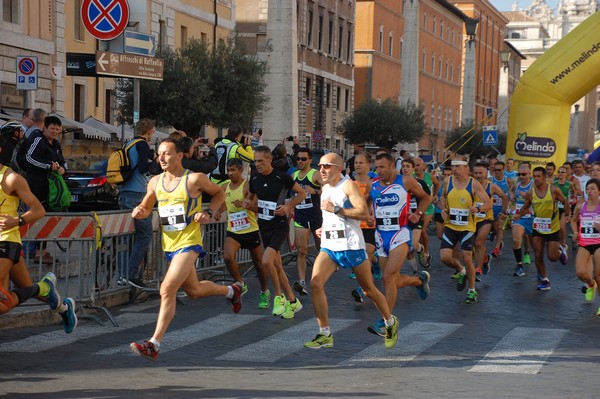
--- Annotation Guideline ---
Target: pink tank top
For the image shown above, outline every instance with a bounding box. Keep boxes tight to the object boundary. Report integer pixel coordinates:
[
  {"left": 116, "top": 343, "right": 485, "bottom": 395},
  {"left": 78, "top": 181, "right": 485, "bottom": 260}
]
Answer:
[{"left": 578, "top": 201, "right": 600, "bottom": 246}]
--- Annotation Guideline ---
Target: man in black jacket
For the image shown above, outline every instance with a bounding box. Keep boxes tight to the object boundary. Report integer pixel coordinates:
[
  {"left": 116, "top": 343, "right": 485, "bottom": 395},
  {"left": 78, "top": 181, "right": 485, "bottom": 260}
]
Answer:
[{"left": 180, "top": 137, "right": 217, "bottom": 174}]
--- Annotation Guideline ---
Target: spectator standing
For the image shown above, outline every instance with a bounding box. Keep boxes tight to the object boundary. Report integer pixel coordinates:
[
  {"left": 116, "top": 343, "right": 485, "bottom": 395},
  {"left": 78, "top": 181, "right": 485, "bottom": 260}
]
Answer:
[
  {"left": 180, "top": 137, "right": 217, "bottom": 174},
  {"left": 20, "top": 108, "right": 33, "bottom": 133},
  {"left": 210, "top": 125, "right": 254, "bottom": 184},
  {"left": 25, "top": 108, "right": 46, "bottom": 139},
  {"left": 251, "top": 129, "right": 263, "bottom": 148},
  {"left": 118, "top": 118, "right": 157, "bottom": 287}
]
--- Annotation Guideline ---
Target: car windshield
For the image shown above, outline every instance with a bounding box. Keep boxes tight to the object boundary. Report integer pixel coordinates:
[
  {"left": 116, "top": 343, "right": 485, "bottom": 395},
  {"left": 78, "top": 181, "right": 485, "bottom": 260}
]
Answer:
[{"left": 87, "top": 160, "right": 107, "bottom": 173}]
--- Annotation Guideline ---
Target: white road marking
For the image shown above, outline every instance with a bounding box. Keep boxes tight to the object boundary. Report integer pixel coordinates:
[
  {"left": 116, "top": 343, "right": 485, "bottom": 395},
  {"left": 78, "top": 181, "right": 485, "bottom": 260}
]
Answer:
[
  {"left": 96, "top": 314, "right": 266, "bottom": 355},
  {"left": 217, "top": 318, "right": 358, "bottom": 363},
  {"left": 470, "top": 327, "right": 567, "bottom": 374},
  {"left": 340, "top": 321, "right": 462, "bottom": 367}
]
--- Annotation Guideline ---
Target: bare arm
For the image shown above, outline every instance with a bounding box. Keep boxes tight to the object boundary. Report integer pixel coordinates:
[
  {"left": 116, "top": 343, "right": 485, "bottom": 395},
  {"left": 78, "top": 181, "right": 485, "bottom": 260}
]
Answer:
[
  {"left": 0, "top": 171, "right": 45, "bottom": 230},
  {"left": 321, "top": 180, "right": 369, "bottom": 220},
  {"left": 404, "top": 176, "right": 431, "bottom": 223},
  {"left": 189, "top": 172, "right": 226, "bottom": 224},
  {"left": 277, "top": 182, "right": 306, "bottom": 216},
  {"left": 570, "top": 202, "right": 582, "bottom": 242},
  {"left": 471, "top": 180, "right": 493, "bottom": 213},
  {"left": 491, "top": 183, "right": 509, "bottom": 217},
  {"left": 132, "top": 175, "right": 159, "bottom": 219},
  {"left": 514, "top": 191, "right": 533, "bottom": 220}
]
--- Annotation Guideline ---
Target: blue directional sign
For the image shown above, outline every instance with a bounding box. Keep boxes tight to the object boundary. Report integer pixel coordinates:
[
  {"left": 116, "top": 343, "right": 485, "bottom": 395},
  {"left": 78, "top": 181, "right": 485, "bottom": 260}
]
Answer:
[
  {"left": 482, "top": 125, "right": 498, "bottom": 146},
  {"left": 124, "top": 31, "right": 156, "bottom": 56}
]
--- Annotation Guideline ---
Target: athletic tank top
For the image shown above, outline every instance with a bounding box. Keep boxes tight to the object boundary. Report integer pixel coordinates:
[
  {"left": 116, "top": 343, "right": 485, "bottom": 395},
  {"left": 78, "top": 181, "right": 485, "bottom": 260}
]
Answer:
[
  {"left": 578, "top": 201, "right": 600, "bottom": 246},
  {"left": 435, "top": 179, "right": 445, "bottom": 214},
  {"left": 292, "top": 169, "right": 321, "bottom": 213},
  {"left": 531, "top": 185, "right": 560, "bottom": 234},
  {"left": 514, "top": 180, "right": 533, "bottom": 218},
  {"left": 491, "top": 176, "right": 509, "bottom": 208},
  {"left": 354, "top": 179, "right": 374, "bottom": 230},
  {"left": 475, "top": 181, "right": 493, "bottom": 222},
  {"left": 444, "top": 176, "right": 476, "bottom": 232},
  {"left": 225, "top": 181, "right": 258, "bottom": 234},
  {"left": 156, "top": 170, "right": 203, "bottom": 252},
  {"left": 320, "top": 176, "right": 365, "bottom": 251},
  {"left": 415, "top": 172, "right": 434, "bottom": 213},
  {"left": 553, "top": 180, "right": 570, "bottom": 210},
  {"left": 0, "top": 166, "right": 22, "bottom": 244},
  {"left": 370, "top": 174, "right": 410, "bottom": 232}
]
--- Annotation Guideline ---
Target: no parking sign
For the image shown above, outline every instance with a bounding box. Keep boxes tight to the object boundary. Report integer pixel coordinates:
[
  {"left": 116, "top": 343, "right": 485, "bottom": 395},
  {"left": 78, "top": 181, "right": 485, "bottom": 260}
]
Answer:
[
  {"left": 81, "top": 0, "right": 129, "bottom": 41},
  {"left": 16, "top": 56, "right": 38, "bottom": 90}
]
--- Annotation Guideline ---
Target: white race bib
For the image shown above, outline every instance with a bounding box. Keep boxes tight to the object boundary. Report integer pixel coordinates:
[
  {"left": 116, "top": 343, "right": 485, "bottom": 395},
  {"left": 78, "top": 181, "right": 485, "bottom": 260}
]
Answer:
[
  {"left": 449, "top": 208, "right": 469, "bottom": 226},
  {"left": 159, "top": 204, "right": 187, "bottom": 232},
  {"left": 296, "top": 193, "right": 313, "bottom": 210},
  {"left": 580, "top": 218, "right": 600, "bottom": 238},
  {"left": 493, "top": 195, "right": 502, "bottom": 206},
  {"left": 229, "top": 210, "right": 251, "bottom": 232},
  {"left": 533, "top": 217, "right": 552, "bottom": 233},
  {"left": 475, "top": 202, "right": 486, "bottom": 219},
  {"left": 258, "top": 200, "right": 277, "bottom": 220},
  {"left": 375, "top": 208, "right": 400, "bottom": 231},
  {"left": 323, "top": 222, "right": 347, "bottom": 247}
]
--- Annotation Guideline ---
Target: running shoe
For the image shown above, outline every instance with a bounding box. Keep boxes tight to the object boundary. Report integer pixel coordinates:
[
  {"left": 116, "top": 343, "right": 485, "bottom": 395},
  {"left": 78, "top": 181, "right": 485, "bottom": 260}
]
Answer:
[
  {"left": 456, "top": 273, "right": 467, "bottom": 291},
  {"left": 304, "top": 333, "right": 333, "bottom": 349},
  {"left": 367, "top": 319, "right": 386, "bottom": 337},
  {"left": 385, "top": 316, "right": 399, "bottom": 349},
  {"left": 128, "top": 278, "right": 146, "bottom": 288},
  {"left": 523, "top": 253, "right": 531, "bottom": 265},
  {"left": 293, "top": 280, "right": 308, "bottom": 296},
  {"left": 488, "top": 231, "right": 495, "bottom": 242},
  {"left": 227, "top": 284, "right": 242, "bottom": 313},
  {"left": 258, "top": 289, "right": 271, "bottom": 309},
  {"left": 537, "top": 273, "right": 543, "bottom": 282},
  {"left": 417, "top": 271, "right": 430, "bottom": 300},
  {"left": 585, "top": 283, "right": 597, "bottom": 302},
  {"left": 537, "top": 279, "right": 551, "bottom": 291},
  {"left": 451, "top": 271, "right": 461, "bottom": 279},
  {"left": 348, "top": 272, "right": 357, "bottom": 279},
  {"left": 235, "top": 281, "right": 249, "bottom": 296},
  {"left": 559, "top": 245, "right": 568, "bottom": 265},
  {"left": 39, "top": 272, "right": 61, "bottom": 312},
  {"left": 281, "top": 298, "right": 302, "bottom": 319},
  {"left": 351, "top": 288, "right": 364, "bottom": 303},
  {"left": 597, "top": 307, "right": 600, "bottom": 317},
  {"left": 130, "top": 340, "right": 159, "bottom": 361},
  {"left": 475, "top": 267, "right": 483, "bottom": 277},
  {"left": 482, "top": 254, "right": 491, "bottom": 275},
  {"left": 491, "top": 247, "right": 501, "bottom": 258},
  {"left": 60, "top": 298, "right": 78, "bottom": 334},
  {"left": 417, "top": 250, "right": 426, "bottom": 267},
  {"left": 513, "top": 266, "right": 525, "bottom": 277},
  {"left": 423, "top": 253, "right": 432, "bottom": 270},
  {"left": 372, "top": 261, "right": 382, "bottom": 280},
  {"left": 272, "top": 295, "right": 286, "bottom": 316},
  {"left": 465, "top": 290, "right": 478, "bottom": 304}
]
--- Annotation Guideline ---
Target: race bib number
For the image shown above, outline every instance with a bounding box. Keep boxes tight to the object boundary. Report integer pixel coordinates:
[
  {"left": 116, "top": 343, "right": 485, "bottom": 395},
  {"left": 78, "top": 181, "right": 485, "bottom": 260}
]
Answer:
[
  {"left": 229, "top": 210, "right": 251, "bottom": 232},
  {"left": 449, "top": 208, "right": 469, "bottom": 226},
  {"left": 514, "top": 203, "right": 531, "bottom": 218},
  {"left": 159, "top": 204, "right": 187, "bottom": 232},
  {"left": 493, "top": 195, "right": 502, "bottom": 206},
  {"left": 475, "top": 202, "right": 486, "bottom": 219},
  {"left": 580, "top": 218, "right": 600, "bottom": 238},
  {"left": 410, "top": 198, "right": 417, "bottom": 211},
  {"left": 296, "top": 193, "right": 313, "bottom": 210},
  {"left": 258, "top": 200, "right": 277, "bottom": 220},
  {"left": 557, "top": 201, "right": 564, "bottom": 209},
  {"left": 533, "top": 217, "right": 552, "bottom": 233},
  {"left": 376, "top": 216, "right": 400, "bottom": 231},
  {"left": 323, "top": 222, "right": 347, "bottom": 247}
]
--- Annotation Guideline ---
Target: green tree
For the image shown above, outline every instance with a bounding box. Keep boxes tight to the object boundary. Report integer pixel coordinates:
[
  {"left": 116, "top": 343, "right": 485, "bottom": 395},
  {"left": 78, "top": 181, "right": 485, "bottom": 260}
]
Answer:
[
  {"left": 445, "top": 121, "right": 507, "bottom": 164},
  {"left": 342, "top": 98, "right": 426, "bottom": 148},
  {"left": 116, "top": 36, "right": 268, "bottom": 136}
]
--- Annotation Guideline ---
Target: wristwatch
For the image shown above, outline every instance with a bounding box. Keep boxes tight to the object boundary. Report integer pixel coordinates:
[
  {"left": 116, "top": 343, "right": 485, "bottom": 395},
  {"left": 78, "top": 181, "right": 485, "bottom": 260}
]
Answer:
[
  {"left": 18, "top": 216, "right": 26, "bottom": 226},
  {"left": 203, "top": 209, "right": 214, "bottom": 217},
  {"left": 417, "top": 210, "right": 424, "bottom": 216},
  {"left": 333, "top": 205, "right": 342, "bottom": 215}
]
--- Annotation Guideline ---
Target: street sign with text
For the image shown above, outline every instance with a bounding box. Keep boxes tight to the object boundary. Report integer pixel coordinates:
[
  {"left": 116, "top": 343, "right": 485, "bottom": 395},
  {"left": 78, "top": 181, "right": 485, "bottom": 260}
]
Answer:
[
  {"left": 124, "top": 31, "right": 155, "bottom": 56},
  {"left": 95, "top": 51, "right": 163, "bottom": 80},
  {"left": 16, "top": 56, "right": 38, "bottom": 90}
]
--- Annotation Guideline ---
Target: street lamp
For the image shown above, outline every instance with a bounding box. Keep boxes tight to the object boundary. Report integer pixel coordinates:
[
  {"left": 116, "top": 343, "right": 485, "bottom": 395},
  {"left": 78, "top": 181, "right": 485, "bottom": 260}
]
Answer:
[
  {"left": 500, "top": 50, "right": 511, "bottom": 71},
  {"left": 465, "top": 18, "right": 479, "bottom": 47},
  {"left": 461, "top": 17, "right": 479, "bottom": 124}
]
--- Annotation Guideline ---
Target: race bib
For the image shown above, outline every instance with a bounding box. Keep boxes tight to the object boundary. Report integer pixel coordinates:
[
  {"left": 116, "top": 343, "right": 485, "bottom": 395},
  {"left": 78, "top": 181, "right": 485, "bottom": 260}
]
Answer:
[
  {"left": 375, "top": 208, "right": 400, "bottom": 231},
  {"left": 258, "top": 200, "right": 277, "bottom": 220},
  {"left": 296, "top": 193, "right": 313, "bottom": 210},
  {"left": 449, "top": 208, "right": 469, "bottom": 226},
  {"left": 580, "top": 218, "right": 600, "bottom": 238},
  {"left": 229, "top": 210, "right": 251, "bottom": 232},
  {"left": 493, "top": 195, "right": 502, "bottom": 206},
  {"left": 159, "top": 204, "right": 187, "bottom": 232},
  {"left": 557, "top": 201, "right": 564, "bottom": 209},
  {"left": 410, "top": 198, "right": 417, "bottom": 210},
  {"left": 533, "top": 217, "right": 552, "bottom": 233},
  {"left": 514, "top": 203, "right": 531, "bottom": 218},
  {"left": 475, "top": 202, "right": 486, "bottom": 219},
  {"left": 323, "top": 222, "right": 347, "bottom": 247}
]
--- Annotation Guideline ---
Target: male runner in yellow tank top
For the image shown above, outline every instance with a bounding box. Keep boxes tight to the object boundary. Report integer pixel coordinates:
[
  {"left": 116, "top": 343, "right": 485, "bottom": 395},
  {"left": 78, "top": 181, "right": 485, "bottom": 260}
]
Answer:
[
  {"left": 514, "top": 166, "right": 567, "bottom": 291},
  {"left": 130, "top": 138, "right": 241, "bottom": 361}
]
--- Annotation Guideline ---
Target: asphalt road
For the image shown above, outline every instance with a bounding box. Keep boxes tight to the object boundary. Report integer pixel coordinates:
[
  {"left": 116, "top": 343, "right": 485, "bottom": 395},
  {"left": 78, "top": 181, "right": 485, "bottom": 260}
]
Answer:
[{"left": 1, "top": 231, "right": 599, "bottom": 399}]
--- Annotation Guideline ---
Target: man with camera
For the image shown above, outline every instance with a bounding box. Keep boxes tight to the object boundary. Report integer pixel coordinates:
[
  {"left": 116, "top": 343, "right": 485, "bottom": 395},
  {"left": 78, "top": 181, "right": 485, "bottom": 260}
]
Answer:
[{"left": 210, "top": 125, "right": 254, "bottom": 185}]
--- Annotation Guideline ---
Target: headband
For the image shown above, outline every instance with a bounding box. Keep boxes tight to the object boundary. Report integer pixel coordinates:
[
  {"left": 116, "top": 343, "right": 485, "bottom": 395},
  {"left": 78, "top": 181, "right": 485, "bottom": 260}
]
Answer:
[{"left": 451, "top": 160, "right": 468, "bottom": 166}]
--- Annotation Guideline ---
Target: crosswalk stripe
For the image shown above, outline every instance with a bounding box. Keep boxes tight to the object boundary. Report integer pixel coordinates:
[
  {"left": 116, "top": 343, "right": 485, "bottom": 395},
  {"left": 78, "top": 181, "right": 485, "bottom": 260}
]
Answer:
[
  {"left": 340, "top": 321, "right": 462, "bottom": 367},
  {"left": 217, "top": 318, "right": 359, "bottom": 363},
  {"left": 469, "top": 327, "right": 567, "bottom": 374},
  {"left": 96, "top": 314, "right": 266, "bottom": 355},
  {"left": 0, "top": 313, "right": 156, "bottom": 353}
]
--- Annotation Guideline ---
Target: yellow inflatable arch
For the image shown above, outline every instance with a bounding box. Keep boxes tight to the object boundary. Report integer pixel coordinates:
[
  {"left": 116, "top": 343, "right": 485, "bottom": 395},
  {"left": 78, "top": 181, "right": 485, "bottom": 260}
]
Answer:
[{"left": 506, "top": 12, "right": 600, "bottom": 167}]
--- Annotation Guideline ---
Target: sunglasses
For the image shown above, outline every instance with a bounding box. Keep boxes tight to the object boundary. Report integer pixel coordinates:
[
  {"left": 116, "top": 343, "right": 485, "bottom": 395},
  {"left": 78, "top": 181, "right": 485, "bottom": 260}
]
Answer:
[
  {"left": 318, "top": 163, "right": 341, "bottom": 169},
  {"left": 296, "top": 157, "right": 309, "bottom": 161},
  {"left": 558, "top": 170, "right": 566, "bottom": 173},
  {"left": 494, "top": 168, "right": 503, "bottom": 172},
  {"left": 519, "top": 173, "right": 528, "bottom": 176}
]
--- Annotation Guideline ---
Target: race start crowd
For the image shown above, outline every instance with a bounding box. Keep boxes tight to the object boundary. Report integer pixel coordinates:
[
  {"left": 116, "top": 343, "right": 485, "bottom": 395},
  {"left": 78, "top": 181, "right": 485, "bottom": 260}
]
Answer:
[{"left": 1, "top": 115, "right": 599, "bottom": 362}]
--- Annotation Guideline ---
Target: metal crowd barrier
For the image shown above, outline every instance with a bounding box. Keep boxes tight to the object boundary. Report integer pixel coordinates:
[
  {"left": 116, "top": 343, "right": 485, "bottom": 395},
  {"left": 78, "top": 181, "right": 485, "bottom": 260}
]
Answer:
[{"left": 15, "top": 209, "right": 298, "bottom": 327}]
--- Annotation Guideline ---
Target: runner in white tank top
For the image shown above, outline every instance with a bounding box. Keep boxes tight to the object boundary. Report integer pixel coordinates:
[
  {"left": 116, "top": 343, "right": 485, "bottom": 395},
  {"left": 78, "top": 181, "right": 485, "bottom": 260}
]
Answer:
[{"left": 303, "top": 153, "right": 399, "bottom": 350}]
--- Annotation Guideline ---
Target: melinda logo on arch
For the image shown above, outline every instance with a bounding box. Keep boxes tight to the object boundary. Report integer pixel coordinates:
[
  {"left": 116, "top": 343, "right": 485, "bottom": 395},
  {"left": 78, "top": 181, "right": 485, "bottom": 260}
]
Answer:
[{"left": 514, "top": 133, "right": 556, "bottom": 158}]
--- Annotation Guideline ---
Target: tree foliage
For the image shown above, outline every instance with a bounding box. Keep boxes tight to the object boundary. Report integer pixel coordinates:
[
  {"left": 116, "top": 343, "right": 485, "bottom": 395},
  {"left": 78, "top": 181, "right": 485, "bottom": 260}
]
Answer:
[
  {"left": 116, "top": 36, "right": 268, "bottom": 136},
  {"left": 444, "top": 121, "right": 507, "bottom": 164},
  {"left": 342, "top": 98, "right": 426, "bottom": 148}
]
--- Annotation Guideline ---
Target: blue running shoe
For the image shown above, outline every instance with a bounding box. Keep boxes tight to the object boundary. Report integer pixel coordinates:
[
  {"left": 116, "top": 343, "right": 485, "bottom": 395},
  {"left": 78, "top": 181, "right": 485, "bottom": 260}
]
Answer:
[
  {"left": 482, "top": 254, "right": 491, "bottom": 275},
  {"left": 367, "top": 319, "right": 386, "bottom": 337},
  {"left": 417, "top": 271, "right": 430, "bottom": 300},
  {"left": 40, "top": 272, "right": 61, "bottom": 311},
  {"left": 537, "top": 279, "right": 551, "bottom": 291},
  {"left": 559, "top": 245, "right": 568, "bottom": 265},
  {"left": 372, "top": 260, "right": 382, "bottom": 280},
  {"left": 351, "top": 288, "right": 364, "bottom": 303},
  {"left": 513, "top": 266, "right": 525, "bottom": 277},
  {"left": 348, "top": 272, "right": 357, "bottom": 279},
  {"left": 60, "top": 298, "right": 78, "bottom": 334}
]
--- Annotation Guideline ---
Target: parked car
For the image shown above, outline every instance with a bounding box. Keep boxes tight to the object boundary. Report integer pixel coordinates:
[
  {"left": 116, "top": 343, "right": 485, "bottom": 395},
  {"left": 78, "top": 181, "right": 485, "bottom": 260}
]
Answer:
[{"left": 65, "top": 160, "right": 119, "bottom": 212}]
